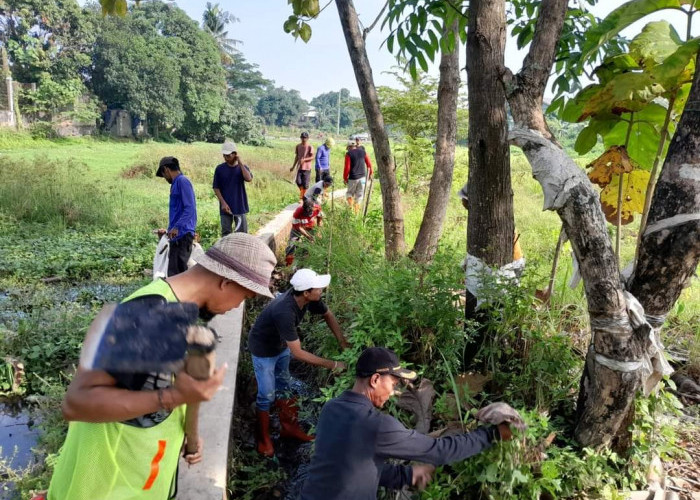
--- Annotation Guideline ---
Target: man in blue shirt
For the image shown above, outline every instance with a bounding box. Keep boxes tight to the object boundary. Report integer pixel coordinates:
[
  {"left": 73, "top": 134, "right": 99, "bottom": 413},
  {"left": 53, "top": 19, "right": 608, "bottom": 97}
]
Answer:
[
  {"left": 314, "top": 137, "right": 334, "bottom": 182},
  {"left": 156, "top": 156, "right": 197, "bottom": 277},
  {"left": 213, "top": 141, "right": 253, "bottom": 235}
]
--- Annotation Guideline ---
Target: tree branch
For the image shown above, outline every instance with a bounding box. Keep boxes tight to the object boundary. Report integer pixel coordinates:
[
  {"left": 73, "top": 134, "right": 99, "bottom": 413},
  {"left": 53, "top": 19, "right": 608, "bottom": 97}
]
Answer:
[
  {"left": 363, "top": 0, "right": 389, "bottom": 40},
  {"left": 517, "top": 0, "right": 568, "bottom": 100}
]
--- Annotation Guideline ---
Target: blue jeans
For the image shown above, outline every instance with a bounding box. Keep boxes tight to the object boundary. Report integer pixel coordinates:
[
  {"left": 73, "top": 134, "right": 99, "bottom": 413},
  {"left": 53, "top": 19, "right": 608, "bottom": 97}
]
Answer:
[{"left": 252, "top": 348, "right": 292, "bottom": 411}]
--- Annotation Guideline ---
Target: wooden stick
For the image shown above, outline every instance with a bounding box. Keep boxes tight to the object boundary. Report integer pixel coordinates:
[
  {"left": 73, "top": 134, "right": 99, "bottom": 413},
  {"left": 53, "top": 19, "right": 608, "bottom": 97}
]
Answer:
[{"left": 184, "top": 326, "right": 217, "bottom": 456}]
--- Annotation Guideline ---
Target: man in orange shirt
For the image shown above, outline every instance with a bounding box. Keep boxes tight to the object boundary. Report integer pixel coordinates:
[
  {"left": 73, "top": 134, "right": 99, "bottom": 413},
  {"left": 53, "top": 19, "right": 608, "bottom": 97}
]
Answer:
[{"left": 291, "top": 131, "right": 315, "bottom": 201}]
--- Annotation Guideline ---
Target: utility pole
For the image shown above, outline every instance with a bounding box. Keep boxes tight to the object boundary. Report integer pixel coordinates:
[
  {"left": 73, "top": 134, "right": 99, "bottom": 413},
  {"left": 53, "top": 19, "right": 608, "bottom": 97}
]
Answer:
[{"left": 336, "top": 90, "right": 341, "bottom": 135}]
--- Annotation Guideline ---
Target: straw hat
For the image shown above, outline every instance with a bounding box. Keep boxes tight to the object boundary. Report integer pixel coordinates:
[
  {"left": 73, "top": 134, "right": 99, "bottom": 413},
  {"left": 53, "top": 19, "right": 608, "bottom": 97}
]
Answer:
[{"left": 197, "top": 233, "right": 276, "bottom": 298}]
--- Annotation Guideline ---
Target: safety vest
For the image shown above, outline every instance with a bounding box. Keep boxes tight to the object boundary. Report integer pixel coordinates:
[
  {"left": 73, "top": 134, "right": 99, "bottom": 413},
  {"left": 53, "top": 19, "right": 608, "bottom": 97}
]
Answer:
[{"left": 48, "top": 280, "right": 186, "bottom": 500}]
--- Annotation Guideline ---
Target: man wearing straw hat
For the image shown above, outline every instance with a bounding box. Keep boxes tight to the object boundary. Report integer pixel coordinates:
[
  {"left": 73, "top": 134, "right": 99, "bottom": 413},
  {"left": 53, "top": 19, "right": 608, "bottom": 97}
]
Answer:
[{"left": 45, "top": 233, "right": 277, "bottom": 500}]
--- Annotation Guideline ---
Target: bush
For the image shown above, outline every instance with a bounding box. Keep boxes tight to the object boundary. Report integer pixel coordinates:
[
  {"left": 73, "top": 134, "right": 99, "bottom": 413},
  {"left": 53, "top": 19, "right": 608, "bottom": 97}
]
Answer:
[{"left": 29, "top": 121, "right": 59, "bottom": 140}]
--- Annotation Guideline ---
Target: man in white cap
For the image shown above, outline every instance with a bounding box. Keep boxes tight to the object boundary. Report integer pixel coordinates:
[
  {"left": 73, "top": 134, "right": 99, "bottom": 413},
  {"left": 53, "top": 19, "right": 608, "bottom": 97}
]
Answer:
[
  {"left": 247, "top": 268, "right": 350, "bottom": 457},
  {"left": 46, "top": 233, "right": 277, "bottom": 500},
  {"left": 213, "top": 140, "right": 253, "bottom": 235}
]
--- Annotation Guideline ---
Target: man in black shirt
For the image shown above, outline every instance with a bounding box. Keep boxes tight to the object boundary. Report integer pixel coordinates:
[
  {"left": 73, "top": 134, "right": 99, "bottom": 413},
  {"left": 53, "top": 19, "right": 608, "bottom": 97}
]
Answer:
[
  {"left": 248, "top": 268, "right": 350, "bottom": 456},
  {"left": 300, "top": 347, "right": 525, "bottom": 499}
]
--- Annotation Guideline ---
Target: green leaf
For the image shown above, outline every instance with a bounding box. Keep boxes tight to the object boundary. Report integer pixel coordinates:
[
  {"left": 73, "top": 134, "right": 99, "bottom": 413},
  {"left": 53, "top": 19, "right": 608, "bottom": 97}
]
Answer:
[
  {"left": 603, "top": 115, "right": 662, "bottom": 170},
  {"left": 299, "top": 22, "right": 312, "bottom": 43},
  {"left": 283, "top": 16, "right": 298, "bottom": 34},
  {"left": 575, "top": 124, "right": 599, "bottom": 154},
  {"left": 629, "top": 21, "right": 682, "bottom": 69},
  {"left": 581, "top": 0, "right": 686, "bottom": 63},
  {"left": 580, "top": 72, "right": 664, "bottom": 120},
  {"left": 387, "top": 34, "right": 395, "bottom": 53},
  {"left": 561, "top": 85, "right": 601, "bottom": 122},
  {"left": 417, "top": 52, "right": 428, "bottom": 72},
  {"left": 115, "top": 0, "right": 127, "bottom": 16},
  {"left": 651, "top": 38, "right": 700, "bottom": 90},
  {"left": 594, "top": 54, "right": 641, "bottom": 85}
]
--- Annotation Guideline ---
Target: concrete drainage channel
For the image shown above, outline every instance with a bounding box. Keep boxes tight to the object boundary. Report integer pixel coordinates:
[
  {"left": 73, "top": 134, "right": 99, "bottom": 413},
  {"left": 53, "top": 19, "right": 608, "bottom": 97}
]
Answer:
[{"left": 177, "top": 189, "right": 346, "bottom": 499}]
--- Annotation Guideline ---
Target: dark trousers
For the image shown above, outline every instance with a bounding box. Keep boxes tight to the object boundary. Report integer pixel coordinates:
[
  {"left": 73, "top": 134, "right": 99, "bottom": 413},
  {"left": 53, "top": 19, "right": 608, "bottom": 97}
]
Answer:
[
  {"left": 220, "top": 213, "right": 248, "bottom": 236},
  {"left": 167, "top": 233, "right": 194, "bottom": 277}
]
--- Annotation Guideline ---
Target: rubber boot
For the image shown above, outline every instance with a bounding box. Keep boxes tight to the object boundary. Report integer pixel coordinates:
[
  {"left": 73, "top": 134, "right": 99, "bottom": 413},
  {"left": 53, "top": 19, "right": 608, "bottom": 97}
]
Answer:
[
  {"left": 275, "top": 398, "right": 314, "bottom": 442},
  {"left": 256, "top": 409, "right": 274, "bottom": 457}
]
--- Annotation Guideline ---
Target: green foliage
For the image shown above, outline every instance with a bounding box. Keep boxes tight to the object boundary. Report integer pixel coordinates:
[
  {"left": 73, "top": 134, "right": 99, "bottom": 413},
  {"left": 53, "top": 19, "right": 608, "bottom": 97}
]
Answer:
[
  {"left": 229, "top": 450, "right": 287, "bottom": 499},
  {"left": 91, "top": 2, "right": 227, "bottom": 140},
  {"left": 580, "top": 0, "right": 696, "bottom": 63},
  {"left": 309, "top": 89, "right": 365, "bottom": 132},
  {"left": 383, "top": 0, "right": 468, "bottom": 80},
  {"left": 201, "top": 2, "right": 241, "bottom": 65},
  {"left": 283, "top": 0, "right": 321, "bottom": 43},
  {"left": 206, "top": 100, "right": 266, "bottom": 146},
  {"left": 226, "top": 53, "right": 274, "bottom": 108},
  {"left": 255, "top": 87, "right": 308, "bottom": 127}
]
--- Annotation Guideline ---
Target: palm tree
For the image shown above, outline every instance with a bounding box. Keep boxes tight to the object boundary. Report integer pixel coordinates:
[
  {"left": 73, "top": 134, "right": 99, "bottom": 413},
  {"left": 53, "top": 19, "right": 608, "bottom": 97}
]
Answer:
[{"left": 202, "top": 2, "right": 241, "bottom": 65}]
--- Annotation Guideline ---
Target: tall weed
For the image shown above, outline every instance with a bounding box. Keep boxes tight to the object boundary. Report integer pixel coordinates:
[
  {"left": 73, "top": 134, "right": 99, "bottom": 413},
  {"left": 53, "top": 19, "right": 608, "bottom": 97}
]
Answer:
[{"left": 0, "top": 158, "right": 116, "bottom": 228}]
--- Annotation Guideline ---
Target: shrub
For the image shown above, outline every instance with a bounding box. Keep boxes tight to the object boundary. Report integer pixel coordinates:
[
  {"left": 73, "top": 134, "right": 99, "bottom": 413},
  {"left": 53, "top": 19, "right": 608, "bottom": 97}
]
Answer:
[{"left": 28, "top": 121, "right": 58, "bottom": 140}]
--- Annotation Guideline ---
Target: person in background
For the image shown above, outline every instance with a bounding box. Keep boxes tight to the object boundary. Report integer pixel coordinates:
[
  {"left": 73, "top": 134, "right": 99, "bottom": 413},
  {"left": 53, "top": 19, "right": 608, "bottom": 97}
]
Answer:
[
  {"left": 247, "top": 268, "right": 349, "bottom": 457},
  {"left": 285, "top": 197, "right": 324, "bottom": 266},
  {"left": 354, "top": 134, "right": 366, "bottom": 151},
  {"left": 343, "top": 140, "right": 373, "bottom": 214},
  {"left": 315, "top": 136, "right": 335, "bottom": 182},
  {"left": 44, "top": 234, "right": 277, "bottom": 500},
  {"left": 305, "top": 173, "right": 334, "bottom": 204},
  {"left": 291, "top": 131, "right": 315, "bottom": 202},
  {"left": 213, "top": 141, "right": 253, "bottom": 235},
  {"left": 156, "top": 156, "right": 197, "bottom": 277},
  {"left": 300, "top": 347, "right": 526, "bottom": 499}
]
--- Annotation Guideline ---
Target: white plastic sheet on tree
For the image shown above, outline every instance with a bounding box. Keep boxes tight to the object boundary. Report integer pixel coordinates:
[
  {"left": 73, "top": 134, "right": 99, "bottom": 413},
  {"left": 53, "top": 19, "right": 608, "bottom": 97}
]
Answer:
[{"left": 464, "top": 254, "right": 526, "bottom": 308}]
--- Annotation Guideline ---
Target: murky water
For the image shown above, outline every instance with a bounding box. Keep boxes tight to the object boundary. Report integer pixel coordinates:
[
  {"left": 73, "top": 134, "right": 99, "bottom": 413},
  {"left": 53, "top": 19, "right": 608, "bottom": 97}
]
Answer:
[
  {"left": 0, "top": 402, "right": 39, "bottom": 468},
  {"left": 0, "top": 402, "right": 40, "bottom": 499}
]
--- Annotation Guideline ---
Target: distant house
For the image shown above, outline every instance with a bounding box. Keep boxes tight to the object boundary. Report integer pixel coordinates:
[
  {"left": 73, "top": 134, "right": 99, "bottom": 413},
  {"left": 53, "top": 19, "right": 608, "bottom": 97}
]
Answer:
[
  {"left": 350, "top": 132, "right": 369, "bottom": 141},
  {"left": 299, "top": 106, "right": 318, "bottom": 126}
]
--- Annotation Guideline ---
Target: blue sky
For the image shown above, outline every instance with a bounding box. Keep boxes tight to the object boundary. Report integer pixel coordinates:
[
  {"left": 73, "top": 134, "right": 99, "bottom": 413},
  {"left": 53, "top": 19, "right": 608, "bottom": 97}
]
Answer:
[{"left": 170, "top": 1, "right": 694, "bottom": 101}]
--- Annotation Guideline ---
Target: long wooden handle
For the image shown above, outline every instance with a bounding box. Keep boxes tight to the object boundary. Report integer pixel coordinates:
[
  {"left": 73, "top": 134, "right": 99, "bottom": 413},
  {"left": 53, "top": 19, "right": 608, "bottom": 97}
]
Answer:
[
  {"left": 184, "top": 351, "right": 215, "bottom": 455},
  {"left": 185, "top": 402, "right": 202, "bottom": 455}
]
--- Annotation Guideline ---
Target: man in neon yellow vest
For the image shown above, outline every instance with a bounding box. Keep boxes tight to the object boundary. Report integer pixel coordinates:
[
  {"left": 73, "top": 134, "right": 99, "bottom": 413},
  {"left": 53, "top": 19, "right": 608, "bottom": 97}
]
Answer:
[{"left": 45, "top": 233, "right": 277, "bottom": 500}]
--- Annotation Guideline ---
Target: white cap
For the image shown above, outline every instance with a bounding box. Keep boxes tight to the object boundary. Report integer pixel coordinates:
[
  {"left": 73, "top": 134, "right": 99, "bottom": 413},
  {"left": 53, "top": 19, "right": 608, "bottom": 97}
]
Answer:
[
  {"left": 290, "top": 268, "right": 331, "bottom": 291},
  {"left": 221, "top": 141, "right": 237, "bottom": 155}
]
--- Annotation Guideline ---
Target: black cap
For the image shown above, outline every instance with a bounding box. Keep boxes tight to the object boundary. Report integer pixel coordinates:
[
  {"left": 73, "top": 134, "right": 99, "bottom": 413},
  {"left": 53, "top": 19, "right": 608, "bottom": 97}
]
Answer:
[
  {"left": 156, "top": 156, "right": 179, "bottom": 177},
  {"left": 300, "top": 131, "right": 309, "bottom": 138},
  {"left": 356, "top": 347, "right": 417, "bottom": 380}
]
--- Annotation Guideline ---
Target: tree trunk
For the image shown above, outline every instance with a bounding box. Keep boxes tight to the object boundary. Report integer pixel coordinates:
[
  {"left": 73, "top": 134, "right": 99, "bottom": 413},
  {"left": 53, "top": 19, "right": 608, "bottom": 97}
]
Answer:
[
  {"left": 501, "top": 0, "right": 651, "bottom": 448},
  {"left": 335, "top": 0, "right": 406, "bottom": 260},
  {"left": 464, "top": 0, "right": 513, "bottom": 317},
  {"left": 628, "top": 52, "right": 700, "bottom": 322},
  {"left": 410, "top": 21, "right": 460, "bottom": 263}
]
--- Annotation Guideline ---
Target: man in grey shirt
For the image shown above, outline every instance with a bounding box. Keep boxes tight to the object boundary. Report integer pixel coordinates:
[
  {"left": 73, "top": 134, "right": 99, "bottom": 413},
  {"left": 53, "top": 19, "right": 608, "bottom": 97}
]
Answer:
[{"left": 300, "top": 347, "right": 525, "bottom": 499}]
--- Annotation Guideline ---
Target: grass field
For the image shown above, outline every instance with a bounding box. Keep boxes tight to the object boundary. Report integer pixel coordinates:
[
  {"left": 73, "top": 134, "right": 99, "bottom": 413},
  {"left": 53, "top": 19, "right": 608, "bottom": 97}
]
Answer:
[{"left": 0, "top": 132, "right": 697, "bottom": 497}]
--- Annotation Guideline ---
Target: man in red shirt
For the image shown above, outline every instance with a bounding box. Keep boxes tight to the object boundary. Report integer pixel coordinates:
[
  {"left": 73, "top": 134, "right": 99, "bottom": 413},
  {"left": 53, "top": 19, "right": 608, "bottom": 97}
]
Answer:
[
  {"left": 343, "top": 140, "right": 373, "bottom": 214},
  {"left": 285, "top": 197, "right": 323, "bottom": 266},
  {"left": 291, "top": 131, "right": 315, "bottom": 202}
]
